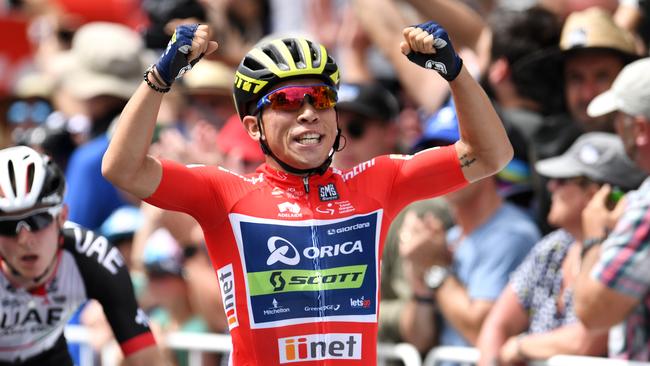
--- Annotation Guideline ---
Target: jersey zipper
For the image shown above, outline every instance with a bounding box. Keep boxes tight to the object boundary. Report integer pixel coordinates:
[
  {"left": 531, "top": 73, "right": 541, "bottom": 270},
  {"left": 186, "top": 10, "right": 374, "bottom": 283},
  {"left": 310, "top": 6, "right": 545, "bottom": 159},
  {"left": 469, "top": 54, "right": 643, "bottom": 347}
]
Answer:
[{"left": 302, "top": 176, "right": 310, "bottom": 194}]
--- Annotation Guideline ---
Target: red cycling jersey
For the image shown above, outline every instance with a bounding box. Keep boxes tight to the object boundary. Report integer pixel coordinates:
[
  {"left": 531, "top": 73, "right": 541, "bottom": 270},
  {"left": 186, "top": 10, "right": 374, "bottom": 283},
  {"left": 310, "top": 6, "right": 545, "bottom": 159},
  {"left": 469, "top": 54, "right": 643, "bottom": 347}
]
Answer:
[{"left": 145, "top": 145, "right": 466, "bottom": 365}]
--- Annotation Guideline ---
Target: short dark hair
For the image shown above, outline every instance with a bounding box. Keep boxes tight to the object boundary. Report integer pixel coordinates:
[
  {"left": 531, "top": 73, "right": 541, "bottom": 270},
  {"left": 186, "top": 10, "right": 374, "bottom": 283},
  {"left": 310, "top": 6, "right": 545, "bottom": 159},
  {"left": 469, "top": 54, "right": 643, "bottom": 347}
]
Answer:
[{"left": 488, "top": 6, "right": 563, "bottom": 114}]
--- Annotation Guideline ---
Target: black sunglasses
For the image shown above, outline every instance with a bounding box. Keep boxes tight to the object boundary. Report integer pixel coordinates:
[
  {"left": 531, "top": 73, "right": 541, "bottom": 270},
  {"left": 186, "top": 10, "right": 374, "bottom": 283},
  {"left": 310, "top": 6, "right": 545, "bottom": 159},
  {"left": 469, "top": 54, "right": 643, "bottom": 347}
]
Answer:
[
  {"left": 552, "top": 176, "right": 593, "bottom": 188},
  {"left": 344, "top": 119, "right": 368, "bottom": 140},
  {"left": 0, "top": 211, "right": 57, "bottom": 237}
]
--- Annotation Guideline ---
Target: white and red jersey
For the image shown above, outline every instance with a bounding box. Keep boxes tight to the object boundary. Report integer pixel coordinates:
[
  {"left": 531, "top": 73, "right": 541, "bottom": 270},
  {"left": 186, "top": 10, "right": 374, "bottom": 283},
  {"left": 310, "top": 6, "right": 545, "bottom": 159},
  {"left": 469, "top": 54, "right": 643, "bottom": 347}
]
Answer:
[
  {"left": 0, "top": 223, "right": 155, "bottom": 365},
  {"left": 145, "top": 146, "right": 467, "bottom": 365}
]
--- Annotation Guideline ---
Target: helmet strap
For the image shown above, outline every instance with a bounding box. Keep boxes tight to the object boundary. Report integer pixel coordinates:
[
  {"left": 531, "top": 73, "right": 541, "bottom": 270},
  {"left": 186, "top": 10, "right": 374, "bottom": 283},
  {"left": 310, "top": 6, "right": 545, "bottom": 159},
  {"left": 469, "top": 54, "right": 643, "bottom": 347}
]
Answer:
[{"left": 255, "top": 110, "right": 341, "bottom": 176}]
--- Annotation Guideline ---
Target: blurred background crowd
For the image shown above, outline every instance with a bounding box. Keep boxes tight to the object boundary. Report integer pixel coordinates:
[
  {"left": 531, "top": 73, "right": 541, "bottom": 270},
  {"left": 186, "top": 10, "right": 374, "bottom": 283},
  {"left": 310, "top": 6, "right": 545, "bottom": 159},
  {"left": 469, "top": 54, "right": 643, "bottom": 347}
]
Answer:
[{"left": 1, "top": 0, "right": 649, "bottom": 365}]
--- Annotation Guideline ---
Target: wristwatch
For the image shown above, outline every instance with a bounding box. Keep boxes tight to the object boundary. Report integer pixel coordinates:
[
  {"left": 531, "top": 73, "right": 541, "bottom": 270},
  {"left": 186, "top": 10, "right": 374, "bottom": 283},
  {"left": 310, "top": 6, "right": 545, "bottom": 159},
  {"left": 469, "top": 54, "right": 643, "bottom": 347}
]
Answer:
[{"left": 423, "top": 265, "right": 452, "bottom": 290}]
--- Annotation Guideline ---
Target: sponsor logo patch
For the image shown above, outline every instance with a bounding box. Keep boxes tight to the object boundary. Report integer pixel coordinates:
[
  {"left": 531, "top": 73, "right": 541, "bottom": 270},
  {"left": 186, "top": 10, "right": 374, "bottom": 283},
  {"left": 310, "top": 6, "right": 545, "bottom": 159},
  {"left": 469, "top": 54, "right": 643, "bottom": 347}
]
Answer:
[
  {"left": 277, "top": 202, "right": 302, "bottom": 218},
  {"left": 318, "top": 183, "right": 339, "bottom": 201},
  {"left": 278, "top": 333, "right": 362, "bottom": 363},
  {"left": 217, "top": 264, "right": 239, "bottom": 330},
  {"left": 230, "top": 211, "right": 382, "bottom": 327},
  {"left": 249, "top": 265, "right": 367, "bottom": 295}
]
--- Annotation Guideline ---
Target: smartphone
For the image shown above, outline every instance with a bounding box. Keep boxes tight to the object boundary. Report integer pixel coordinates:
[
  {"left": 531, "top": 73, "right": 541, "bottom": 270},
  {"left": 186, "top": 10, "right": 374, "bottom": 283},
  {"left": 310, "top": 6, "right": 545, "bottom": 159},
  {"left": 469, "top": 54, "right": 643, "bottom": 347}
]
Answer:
[{"left": 607, "top": 186, "right": 624, "bottom": 210}]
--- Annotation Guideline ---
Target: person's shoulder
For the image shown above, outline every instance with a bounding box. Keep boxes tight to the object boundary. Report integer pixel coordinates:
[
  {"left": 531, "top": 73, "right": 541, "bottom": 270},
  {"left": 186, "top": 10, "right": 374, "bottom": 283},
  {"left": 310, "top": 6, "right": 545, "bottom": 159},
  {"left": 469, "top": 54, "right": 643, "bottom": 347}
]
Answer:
[
  {"left": 61, "top": 222, "right": 124, "bottom": 274},
  {"left": 61, "top": 221, "right": 96, "bottom": 246},
  {"left": 496, "top": 203, "right": 538, "bottom": 228},
  {"left": 485, "top": 203, "right": 541, "bottom": 242},
  {"left": 530, "top": 229, "right": 574, "bottom": 256}
]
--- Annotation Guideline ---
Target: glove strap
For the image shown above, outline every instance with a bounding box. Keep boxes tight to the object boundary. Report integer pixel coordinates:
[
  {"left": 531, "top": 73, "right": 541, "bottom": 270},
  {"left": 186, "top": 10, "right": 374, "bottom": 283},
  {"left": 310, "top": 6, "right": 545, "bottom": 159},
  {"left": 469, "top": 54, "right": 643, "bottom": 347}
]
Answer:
[{"left": 144, "top": 65, "right": 171, "bottom": 94}]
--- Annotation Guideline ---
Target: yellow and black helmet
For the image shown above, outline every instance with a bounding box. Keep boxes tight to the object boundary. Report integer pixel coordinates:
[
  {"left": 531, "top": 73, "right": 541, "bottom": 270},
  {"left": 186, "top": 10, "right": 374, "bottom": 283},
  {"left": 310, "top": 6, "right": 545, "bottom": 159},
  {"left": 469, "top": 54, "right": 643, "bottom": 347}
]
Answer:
[{"left": 233, "top": 37, "right": 340, "bottom": 120}]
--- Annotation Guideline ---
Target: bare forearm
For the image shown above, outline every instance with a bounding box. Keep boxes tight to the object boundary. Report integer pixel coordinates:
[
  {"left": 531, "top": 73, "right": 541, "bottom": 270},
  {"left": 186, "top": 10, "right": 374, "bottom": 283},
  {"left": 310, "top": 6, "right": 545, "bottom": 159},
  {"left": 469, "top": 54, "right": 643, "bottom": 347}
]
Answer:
[
  {"left": 451, "top": 67, "right": 512, "bottom": 180},
  {"left": 102, "top": 81, "right": 163, "bottom": 197},
  {"left": 352, "top": 0, "right": 449, "bottom": 113},
  {"left": 574, "top": 245, "right": 605, "bottom": 328},
  {"left": 435, "top": 276, "right": 490, "bottom": 345},
  {"left": 476, "top": 321, "right": 511, "bottom": 366},
  {"left": 398, "top": 299, "right": 436, "bottom": 352},
  {"left": 337, "top": 49, "right": 373, "bottom": 83},
  {"left": 477, "top": 286, "right": 530, "bottom": 366},
  {"left": 518, "top": 324, "right": 607, "bottom": 360},
  {"left": 405, "top": 0, "right": 486, "bottom": 51}
]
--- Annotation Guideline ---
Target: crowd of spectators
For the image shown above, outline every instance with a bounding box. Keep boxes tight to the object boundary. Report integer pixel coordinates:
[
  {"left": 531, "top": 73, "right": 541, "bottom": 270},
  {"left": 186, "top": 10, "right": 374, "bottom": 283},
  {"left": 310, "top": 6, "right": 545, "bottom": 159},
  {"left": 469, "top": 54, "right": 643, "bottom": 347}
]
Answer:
[{"left": 0, "top": 0, "right": 649, "bottom": 365}]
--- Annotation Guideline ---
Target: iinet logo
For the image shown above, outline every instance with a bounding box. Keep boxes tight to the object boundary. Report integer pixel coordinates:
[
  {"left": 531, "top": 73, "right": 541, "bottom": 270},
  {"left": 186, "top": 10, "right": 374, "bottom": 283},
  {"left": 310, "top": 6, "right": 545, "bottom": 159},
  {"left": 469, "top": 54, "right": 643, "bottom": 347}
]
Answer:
[
  {"left": 278, "top": 333, "right": 362, "bottom": 363},
  {"left": 217, "top": 264, "right": 238, "bottom": 330}
]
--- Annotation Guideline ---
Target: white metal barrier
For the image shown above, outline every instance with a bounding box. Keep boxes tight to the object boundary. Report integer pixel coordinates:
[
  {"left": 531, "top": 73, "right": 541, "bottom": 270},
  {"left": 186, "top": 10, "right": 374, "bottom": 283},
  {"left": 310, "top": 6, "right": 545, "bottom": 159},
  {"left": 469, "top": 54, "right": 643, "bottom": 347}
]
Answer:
[
  {"left": 64, "top": 327, "right": 650, "bottom": 366},
  {"left": 547, "top": 355, "right": 650, "bottom": 366},
  {"left": 65, "top": 325, "right": 422, "bottom": 366},
  {"left": 423, "top": 346, "right": 650, "bottom": 366},
  {"left": 423, "top": 346, "right": 480, "bottom": 366},
  {"left": 377, "top": 342, "right": 422, "bottom": 366}
]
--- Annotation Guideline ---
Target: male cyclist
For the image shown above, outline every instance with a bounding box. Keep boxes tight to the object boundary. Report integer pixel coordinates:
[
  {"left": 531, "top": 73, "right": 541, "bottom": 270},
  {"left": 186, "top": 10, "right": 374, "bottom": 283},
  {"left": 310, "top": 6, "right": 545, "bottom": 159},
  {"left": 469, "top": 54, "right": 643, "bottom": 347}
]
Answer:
[
  {"left": 0, "top": 146, "right": 165, "bottom": 366},
  {"left": 103, "top": 22, "right": 513, "bottom": 365}
]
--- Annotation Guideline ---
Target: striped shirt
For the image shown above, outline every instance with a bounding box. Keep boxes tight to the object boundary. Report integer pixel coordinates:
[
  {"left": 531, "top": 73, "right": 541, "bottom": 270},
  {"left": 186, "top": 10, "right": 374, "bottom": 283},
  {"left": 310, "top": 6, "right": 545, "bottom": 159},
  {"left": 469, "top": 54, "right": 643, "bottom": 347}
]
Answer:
[{"left": 593, "top": 177, "right": 650, "bottom": 360}]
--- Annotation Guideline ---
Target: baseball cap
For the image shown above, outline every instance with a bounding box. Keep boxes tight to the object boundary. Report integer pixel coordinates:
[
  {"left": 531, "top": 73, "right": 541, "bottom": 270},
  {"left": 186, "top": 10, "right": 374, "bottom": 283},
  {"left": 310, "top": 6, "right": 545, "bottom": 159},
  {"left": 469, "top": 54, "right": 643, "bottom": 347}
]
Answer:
[
  {"left": 559, "top": 7, "right": 637, "bottom": 59},
  {"left": 587, "top": 57, "right": 650, "bottom": 119},
  {"left": 54, "top": 22, "right": 153, "bottom": 100},
  {"left": 336, "top": 83, "right": 399, "bottom": 122},
  {"left": 100, "top": 206, "right": 144, "bottom": 244},
  {"left": 535, "top": 132, "right": 647, "bottom": 190},
  {"left": 413, "top": 99, "right": 460, "bottom": 151},
  {"left": 142, "top": 228, "right": 185, "bottom": 277},
  {"left": 413, "top": 100, "right": 533, "bottom": 199}
]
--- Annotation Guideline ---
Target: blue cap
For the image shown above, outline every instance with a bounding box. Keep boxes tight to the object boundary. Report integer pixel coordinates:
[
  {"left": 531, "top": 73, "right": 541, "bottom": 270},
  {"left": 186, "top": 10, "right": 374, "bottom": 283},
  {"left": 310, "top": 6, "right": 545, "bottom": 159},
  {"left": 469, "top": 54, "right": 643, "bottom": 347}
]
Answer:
[
  {"left": 100, "top": 206, "right": 144, "bottom": 244},
  {"left": 413, "top": 99, "right": 459, "bottom": 152},
  {"left": 142, "top": 228, "right": 184, "bottom": 277}
]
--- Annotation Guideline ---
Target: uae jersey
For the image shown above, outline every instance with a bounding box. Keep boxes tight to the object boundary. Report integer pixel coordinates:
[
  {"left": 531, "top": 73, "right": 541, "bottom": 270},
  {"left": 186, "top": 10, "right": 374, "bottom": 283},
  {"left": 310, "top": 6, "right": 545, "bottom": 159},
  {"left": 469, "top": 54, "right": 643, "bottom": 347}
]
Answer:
[
  {"left": 0, "top": 223, "right": 155, "bottom": 365},
  {"left": 145, "top": 145, "right": 467, "bottom": 365}
]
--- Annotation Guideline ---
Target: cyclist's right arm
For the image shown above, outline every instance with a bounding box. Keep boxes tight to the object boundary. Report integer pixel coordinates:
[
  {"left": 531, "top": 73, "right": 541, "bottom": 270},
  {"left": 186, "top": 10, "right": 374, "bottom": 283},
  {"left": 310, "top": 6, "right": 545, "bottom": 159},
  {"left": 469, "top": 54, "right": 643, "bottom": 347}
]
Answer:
[
  {"left": 102, "top": 24, "right": 215, "bottom": 199},
  {"left": 102, "top": 82, "right": 164, "bottom": 199}
]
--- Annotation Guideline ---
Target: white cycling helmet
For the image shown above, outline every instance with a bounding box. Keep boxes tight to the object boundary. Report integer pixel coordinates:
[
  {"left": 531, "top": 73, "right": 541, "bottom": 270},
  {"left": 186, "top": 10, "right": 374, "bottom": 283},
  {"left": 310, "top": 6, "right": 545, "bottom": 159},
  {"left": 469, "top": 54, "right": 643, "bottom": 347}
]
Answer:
[{"left": 0, "top": 146, "right": 65, "bottom": 215}]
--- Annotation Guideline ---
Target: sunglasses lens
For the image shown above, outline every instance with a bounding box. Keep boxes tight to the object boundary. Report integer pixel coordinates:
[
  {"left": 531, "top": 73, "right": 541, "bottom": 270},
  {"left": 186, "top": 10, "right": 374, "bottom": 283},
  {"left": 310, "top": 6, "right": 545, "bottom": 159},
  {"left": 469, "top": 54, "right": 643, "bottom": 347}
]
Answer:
[
  {"left": 346, "top": 119, "right": 366, "bottom": 139},
  {"left": 260, "top": 85, "right": 337, "bottom": 112},
  {"left": 308, "top": 86, "right": 338, "bottom": 109},
  {"left": 0, "top": 220, "right": 17, "bottom": 236},
  {"left": 0, "top": 213, "right": 55, "bottom": 237}
]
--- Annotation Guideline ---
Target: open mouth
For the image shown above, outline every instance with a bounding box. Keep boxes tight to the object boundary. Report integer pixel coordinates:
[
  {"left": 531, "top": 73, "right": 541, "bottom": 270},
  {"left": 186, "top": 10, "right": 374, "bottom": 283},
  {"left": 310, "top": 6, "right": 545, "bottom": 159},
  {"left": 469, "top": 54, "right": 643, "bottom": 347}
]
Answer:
[
  {"left": 20, "top": 255, "right": 38, "bottom": 263},
  {"left": 295, "top": 132, "right": 322, "bottom": 145}
]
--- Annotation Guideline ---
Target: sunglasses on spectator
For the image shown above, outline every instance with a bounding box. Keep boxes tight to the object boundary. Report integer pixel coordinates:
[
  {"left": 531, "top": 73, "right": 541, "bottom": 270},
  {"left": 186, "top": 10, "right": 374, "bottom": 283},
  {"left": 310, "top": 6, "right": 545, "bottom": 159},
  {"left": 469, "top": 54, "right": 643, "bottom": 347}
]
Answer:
[
  {"left": 552, "top": 176, "right": 593, "bottom": 187},
  {"left": 0, "top": 207, "right": 61, "bottom": 237},
  {"left": 7, "top": 100, "right": 52, "bottom": 125},
  {"left": 344, "top": 118, "right": 370, "bottom": 140},
  {"left": 255, "top": 84, "right": 337, "bottom": 113}
]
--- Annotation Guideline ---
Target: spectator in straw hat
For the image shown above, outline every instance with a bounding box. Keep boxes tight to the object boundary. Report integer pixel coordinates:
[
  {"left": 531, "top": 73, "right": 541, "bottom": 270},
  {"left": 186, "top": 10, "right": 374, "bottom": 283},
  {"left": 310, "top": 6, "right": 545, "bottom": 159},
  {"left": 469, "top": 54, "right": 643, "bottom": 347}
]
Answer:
[
  {"left": 59, "top": 22, "right": 154, "bottom": 230},
  {"left": 533, "top": 6, "right": 639, "bottom": 161},
  {"left": 575, "top": 57, "right": 650, "bottom": 361},
  {"left": 531, "top": 6, "right": 640, "bottom": 233},
  {"left": 182, "top": 59, "right": 236, "bottom": 129}
]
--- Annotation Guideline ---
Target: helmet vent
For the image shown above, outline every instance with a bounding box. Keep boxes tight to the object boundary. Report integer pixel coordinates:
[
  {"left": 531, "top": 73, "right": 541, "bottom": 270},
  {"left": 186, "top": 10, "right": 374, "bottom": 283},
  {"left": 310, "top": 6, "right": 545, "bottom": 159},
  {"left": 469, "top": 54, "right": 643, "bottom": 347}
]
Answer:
[
  {"left": 305, "top": 40, "right": 321, "bottom": 68},
  {"left": 7, "top": 160, "right": 16, "bottom": 197},
  {"left": 285, "top": 39, "right": 303, "bottom": 68},
  {"left": 26, "top": 163, "right": 35, "bottom": 194},
  {"left": 264, "top": 46, "right": 289, "bottom": 71},
  {"left": 243, "top": 56, "right": 264, "bottom": 71}
]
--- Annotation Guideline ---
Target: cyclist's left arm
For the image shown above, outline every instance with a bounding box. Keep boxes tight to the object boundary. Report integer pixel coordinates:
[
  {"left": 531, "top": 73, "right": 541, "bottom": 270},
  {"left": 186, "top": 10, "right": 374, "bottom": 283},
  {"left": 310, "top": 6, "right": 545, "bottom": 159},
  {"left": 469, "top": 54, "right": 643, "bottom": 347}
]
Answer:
[
  {"left": 401, "top": 22, "right": 513, "bottom": 183},
  {"left": 450, "top": 67, "right": 513, "bottom": 183}
]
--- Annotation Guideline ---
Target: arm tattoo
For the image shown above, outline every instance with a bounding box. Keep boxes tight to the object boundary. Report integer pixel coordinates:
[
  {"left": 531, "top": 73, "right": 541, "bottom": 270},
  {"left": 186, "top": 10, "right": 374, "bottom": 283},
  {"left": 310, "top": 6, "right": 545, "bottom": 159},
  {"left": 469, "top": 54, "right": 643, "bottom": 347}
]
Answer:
[{"left": 459, "top": 154, "right": 477, "bottom": 169}]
